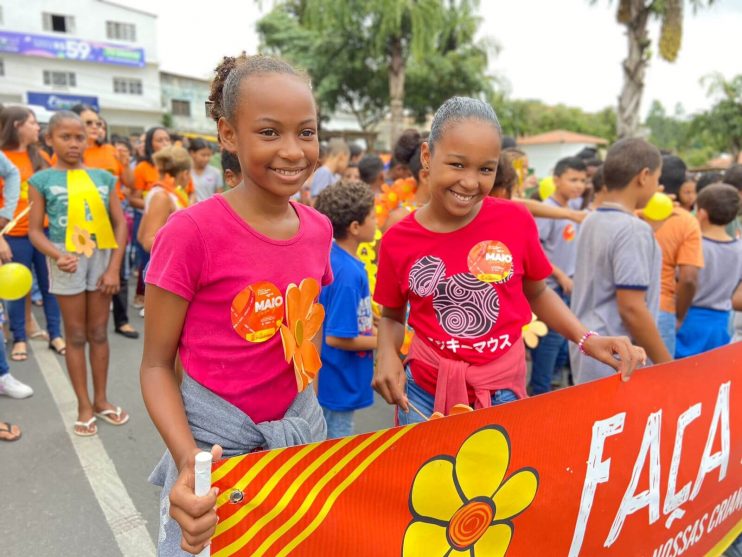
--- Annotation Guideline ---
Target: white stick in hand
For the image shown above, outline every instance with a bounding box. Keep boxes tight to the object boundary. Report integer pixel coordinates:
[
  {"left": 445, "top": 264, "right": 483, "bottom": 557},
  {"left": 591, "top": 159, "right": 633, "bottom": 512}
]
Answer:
[{"left": 194, "top": 451, "right": 213, "bottom": 557}]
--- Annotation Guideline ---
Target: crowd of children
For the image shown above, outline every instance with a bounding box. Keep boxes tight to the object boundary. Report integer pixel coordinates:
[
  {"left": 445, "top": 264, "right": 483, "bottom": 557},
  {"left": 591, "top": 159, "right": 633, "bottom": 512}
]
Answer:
[
  {"left": 0, "top": 101, "right": 227, "bottom": 441},
  {"left": 1, "top": 52, "right": 741, "bottom": 555}
]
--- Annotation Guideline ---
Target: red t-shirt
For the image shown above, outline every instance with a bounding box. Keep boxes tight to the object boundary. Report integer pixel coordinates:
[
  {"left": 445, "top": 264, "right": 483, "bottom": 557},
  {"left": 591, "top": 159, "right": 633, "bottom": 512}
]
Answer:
[{"left": 374, "top": 197, "right": 552, "bottom": 394}]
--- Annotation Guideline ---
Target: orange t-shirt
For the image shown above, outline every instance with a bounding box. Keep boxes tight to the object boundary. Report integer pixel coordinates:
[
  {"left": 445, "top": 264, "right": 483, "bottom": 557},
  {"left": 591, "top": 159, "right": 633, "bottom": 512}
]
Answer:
[
  {"left": 134, "top": 160, "right": 159, "bottom": 192},
  {"left": 654, "top": 208, "right": 704, "bottom": 313},
  {"left": 0, "top": 149, "right": 51, "bottom": 236},
  {"left": 53, "top": 144, "right": 126, "bottom": 200},
  {"left": 135, "top": 160, "right": 194, "bottom": 195}
]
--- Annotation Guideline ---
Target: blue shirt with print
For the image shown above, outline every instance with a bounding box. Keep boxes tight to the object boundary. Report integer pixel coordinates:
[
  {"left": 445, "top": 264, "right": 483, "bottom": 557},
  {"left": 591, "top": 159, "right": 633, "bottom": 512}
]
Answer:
[{"left": 318, "top": 242, "right": 374, "bottom": 412}]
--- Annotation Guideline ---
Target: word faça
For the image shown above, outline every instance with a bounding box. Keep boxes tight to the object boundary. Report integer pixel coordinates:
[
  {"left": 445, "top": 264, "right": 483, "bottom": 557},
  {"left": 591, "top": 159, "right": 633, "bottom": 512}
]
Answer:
[{"left": 568, "top": 382, "right": 731, "bottom": 556}]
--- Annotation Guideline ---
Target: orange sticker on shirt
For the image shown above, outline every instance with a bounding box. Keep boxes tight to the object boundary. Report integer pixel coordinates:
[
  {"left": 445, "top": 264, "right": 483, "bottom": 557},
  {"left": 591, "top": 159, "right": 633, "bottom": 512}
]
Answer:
[
  {"left": 231, "top": 281, "right": 284, "bottom": 343},
  {"left": 563, "top": 223, "right": 576, "bottom": 242},
  {"left": 467, "top": 240, "right": 514, "bottom": 284}
]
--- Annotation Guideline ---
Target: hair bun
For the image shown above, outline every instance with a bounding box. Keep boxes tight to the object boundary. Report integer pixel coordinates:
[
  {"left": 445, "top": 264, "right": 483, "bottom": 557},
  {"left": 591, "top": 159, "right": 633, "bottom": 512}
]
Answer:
[{"left": 393, "top": 129, "right": 422, "bottom": 165}]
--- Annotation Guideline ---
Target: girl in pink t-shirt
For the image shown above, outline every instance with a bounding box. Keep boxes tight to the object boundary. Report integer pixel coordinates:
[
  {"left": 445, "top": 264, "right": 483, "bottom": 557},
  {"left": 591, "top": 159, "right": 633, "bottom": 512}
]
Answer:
[
  {"left": 373, "top": 97, "right": 647, "bottom": 426},
  {"left": 140, "top": 54, "right": 332, "bottom": 555}
]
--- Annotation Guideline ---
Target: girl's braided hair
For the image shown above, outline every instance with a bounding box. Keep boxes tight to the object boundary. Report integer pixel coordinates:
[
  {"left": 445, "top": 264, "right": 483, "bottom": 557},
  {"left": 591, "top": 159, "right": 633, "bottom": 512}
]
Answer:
[{"left": 207, "top": 53, "right": 308, "bottom": 126}]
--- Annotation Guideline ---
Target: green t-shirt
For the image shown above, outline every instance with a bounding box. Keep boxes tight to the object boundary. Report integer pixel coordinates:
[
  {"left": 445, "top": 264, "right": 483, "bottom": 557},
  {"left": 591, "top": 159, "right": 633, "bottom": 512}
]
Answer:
[{"left": 29, "top": 168, "right": 115, "bottom": 243}]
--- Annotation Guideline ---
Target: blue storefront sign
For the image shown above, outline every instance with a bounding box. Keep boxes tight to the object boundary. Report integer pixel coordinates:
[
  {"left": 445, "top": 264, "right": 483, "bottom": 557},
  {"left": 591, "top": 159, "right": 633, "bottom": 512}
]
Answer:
[
  {"left": 0, "top": 30, "right": 144, "bottom": 67},
  {"left": 27, "top": 92, "right": 100, "bottom": 112}
]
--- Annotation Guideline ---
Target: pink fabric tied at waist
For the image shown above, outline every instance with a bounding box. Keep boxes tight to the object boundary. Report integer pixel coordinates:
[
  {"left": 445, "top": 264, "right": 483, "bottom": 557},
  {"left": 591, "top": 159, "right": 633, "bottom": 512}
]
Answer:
[{"left": 406, "top": 335, "right": 528, "bottom": 417}]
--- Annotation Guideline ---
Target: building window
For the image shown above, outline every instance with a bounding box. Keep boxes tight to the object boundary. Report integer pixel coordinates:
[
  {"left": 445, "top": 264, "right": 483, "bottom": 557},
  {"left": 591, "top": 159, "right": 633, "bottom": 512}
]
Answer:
[
  {"left": 43, "top": 70, "right": 76, "bottom": 88},
  {"left": 42, "top": 13, "right": 75, "bottom": 34},
  {"left": 113, "top": 77, "right": 143, "bottom": 95},
  {"left": 106, "top": 21, "right": 136, "bottom": 42},
  {"left": 171, "top": 100, "right": 191, "bottom": 117}
]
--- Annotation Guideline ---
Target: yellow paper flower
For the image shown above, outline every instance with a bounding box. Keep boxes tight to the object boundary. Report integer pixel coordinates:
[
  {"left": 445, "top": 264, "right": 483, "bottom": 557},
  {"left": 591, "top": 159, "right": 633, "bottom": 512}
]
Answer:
[
  {"left": 279, "top": 278, "right": 325, "bottom": 392},
  {"left": 403, "top": 426, "right": 538, "bottom": 557},
  {"left": 70, "top": 225, "right": 96, "bottom": 258},
  {"left": 522, "top": 313, "right": 548, "bottom": 349}
]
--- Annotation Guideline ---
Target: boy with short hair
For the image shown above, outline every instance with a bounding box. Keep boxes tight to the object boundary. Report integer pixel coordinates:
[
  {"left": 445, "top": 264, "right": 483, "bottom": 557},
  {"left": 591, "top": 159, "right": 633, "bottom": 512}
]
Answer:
[
  {"left": 571, "top": 138, "right": 672, "bottom": 384},
  {"left": 650, "top": 155, "right": 704, "bottom": 356},
  {"left": 314, "top": 181, "right": 378, "bottom": 438},
  {"left": 358, "top": 155, "right": 385, "bottom": 194},
  {"left": 676, "top": 184, "right": 742, "bottom": 357},
  {"left": 310, "top": 138, "right": 350, "bottom": 198},
  {"left": 530, "top": 157, "right": 587, "bottom": 394}
]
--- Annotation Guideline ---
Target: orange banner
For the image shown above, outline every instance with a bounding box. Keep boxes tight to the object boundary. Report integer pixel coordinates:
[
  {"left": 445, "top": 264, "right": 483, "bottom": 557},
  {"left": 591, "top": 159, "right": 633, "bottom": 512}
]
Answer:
[{"left": 209, "top": 343, "right": 742, "bottom": 556}]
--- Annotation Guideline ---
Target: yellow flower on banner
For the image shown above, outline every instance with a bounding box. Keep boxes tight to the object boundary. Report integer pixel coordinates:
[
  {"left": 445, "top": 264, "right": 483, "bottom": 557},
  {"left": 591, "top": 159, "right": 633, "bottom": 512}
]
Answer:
[
  {"left": 279, "top": 278, "right": 325, "bottom": 392},
  {"left": 522, "top": 313, "right": 548, "bottom": 349},
  {"left": 70, "top": 225, "right": 96, "bottom": 258},
  {"left": 402, "top": 426, "right": 538, "bottom": 557}
]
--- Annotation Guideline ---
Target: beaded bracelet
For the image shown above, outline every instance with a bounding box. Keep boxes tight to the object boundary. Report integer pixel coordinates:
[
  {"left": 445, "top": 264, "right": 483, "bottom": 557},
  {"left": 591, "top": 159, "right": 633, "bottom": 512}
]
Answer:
[{"left": 578, "top": 330, "right": 599, "bottom": 354}]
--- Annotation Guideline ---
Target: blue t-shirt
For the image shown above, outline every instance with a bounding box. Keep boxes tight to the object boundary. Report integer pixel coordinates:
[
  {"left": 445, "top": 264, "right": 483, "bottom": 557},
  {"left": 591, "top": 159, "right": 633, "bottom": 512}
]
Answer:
[{"left": 318, "top": 242, "right": 374, "bottom": 412}]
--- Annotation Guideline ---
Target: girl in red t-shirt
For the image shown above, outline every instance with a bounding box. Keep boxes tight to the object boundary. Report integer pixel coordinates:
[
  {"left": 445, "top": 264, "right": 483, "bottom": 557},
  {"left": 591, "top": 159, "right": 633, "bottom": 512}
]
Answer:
[{"left": 373, "top": 96, "right": 647, "bottom": 424}]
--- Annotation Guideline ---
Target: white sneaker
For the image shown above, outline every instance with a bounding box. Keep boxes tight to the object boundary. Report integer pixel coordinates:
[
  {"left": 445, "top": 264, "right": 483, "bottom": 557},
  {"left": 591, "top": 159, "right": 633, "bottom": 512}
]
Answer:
[{"left": 0, "top": 373, "right": 33, "bottom": 399}]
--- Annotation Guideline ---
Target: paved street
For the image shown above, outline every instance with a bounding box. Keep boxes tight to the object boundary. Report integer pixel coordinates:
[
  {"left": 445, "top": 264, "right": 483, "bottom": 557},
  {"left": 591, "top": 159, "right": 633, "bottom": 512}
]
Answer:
[{"left": 2, "top": 300, "right": 395, "bottom": 557}]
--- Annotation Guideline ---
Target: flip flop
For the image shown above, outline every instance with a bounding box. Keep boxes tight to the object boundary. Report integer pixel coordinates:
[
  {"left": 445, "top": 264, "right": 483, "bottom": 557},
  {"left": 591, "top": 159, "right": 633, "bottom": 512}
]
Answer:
[
  {"left": 29, "top": 329, "right": 49, "bottom": 341},
  {"left": 95, "top": 406, "right": 129, "bottom": 426},
  {"left": 49, "top": 338, "right": 67, "bottom": 356},
  {"left": 10, "top": 343, "right": 28, "bottom": 362},
  {"left": 73, "top": 417, "right": 97, "bottom": 437},
  {"left": 0, "top": 422, "right": 21, "bottom": 442}
]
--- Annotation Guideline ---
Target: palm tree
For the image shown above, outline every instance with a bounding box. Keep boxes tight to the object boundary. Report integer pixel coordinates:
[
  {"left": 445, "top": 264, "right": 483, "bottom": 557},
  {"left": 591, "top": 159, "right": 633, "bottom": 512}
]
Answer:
[
  {"left": 604, "top": 0, "right": 714, "bottom": 138},
  {"left": 304, "top": 0, "right": 449, "bottom": 145}
]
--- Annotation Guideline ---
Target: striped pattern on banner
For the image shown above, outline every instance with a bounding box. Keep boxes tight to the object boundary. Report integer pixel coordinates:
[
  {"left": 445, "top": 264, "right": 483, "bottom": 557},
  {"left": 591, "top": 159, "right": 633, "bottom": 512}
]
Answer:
[{"left": 210, "top": 426, "right": 412, "bottom": 556}]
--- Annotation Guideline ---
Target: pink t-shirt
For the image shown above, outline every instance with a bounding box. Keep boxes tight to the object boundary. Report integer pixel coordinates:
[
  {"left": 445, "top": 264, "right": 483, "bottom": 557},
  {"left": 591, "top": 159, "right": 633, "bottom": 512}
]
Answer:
[
  {"left": 374, "top": 197, "right": 552, "bottom": 396},
  {"left": 146, "top": 195, "right": 333, "bottom": 423}
]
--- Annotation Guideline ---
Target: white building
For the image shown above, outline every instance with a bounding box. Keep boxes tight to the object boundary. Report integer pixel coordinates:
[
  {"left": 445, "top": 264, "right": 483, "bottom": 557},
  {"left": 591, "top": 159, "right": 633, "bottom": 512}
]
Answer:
[
  {"left": 0, "top": 0, "right": 162, "bottom": 135},
  {"left": 518, "top": 130, "right": 608, "bottom": 177},
  {"left": 160, "top": 71, "right": 216, "bottom": 139}
]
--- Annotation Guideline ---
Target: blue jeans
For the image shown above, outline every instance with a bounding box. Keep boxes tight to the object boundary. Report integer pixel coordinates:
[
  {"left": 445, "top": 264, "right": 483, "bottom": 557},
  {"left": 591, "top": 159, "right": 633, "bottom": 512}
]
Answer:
[
  {"left": 322, "top": 407, "right": 354, "bottom": 439},
  {"left": 398, "top": 366, "right": 519, "bottom": 426},
  {"left": 0, "top": 322, "right": 9, "bottom": 376},
  {"left": 658, "top": 310, "right": 676, "bottom": 357},
  {"left": 529, "top": 285, "right": 569, "bottom": 395},
  {"left": 6, "top": 234, "right": 62, "bottom": 342}
]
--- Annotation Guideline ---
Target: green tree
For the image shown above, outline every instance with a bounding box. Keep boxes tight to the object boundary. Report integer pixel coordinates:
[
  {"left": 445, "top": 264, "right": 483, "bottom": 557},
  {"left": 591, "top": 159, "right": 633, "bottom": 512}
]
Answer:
[
  {"left": 257, "top": 4, "right": 388, "bottom": 133},
  {"left": 645, "top": 100, "right": 691, "bottom": 152},
  {"left": 491, "top": 95, "right": 617, "bottom": 143},
  {"left": 291, "top": 0, "right": 492, "bottom": 144},
  {"left": 596, "top": 0, "right": 715, "bottom": 138},
  {"left": 694, "top": 73, "right": 742, "bottom": 158}
]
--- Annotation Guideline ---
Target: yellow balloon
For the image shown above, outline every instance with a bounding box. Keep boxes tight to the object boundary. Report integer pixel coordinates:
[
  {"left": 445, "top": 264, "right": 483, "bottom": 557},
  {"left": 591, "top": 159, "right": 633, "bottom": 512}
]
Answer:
[
  {"left": 0, "top": 263, "right": 32, "bottom": 300},
  {"left": 644, "top": 192, "right": 674, "bottom": 221},
  {"left": 539, "top": 177, "right": 556, "bottom": 200}
]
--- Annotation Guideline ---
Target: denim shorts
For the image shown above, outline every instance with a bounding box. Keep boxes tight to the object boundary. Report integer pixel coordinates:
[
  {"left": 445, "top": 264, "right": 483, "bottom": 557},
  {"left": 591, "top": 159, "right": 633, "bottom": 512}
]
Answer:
[
  {"left": 398, "top": 365, "right": 518, "bottom": 426},
  {"left": 47, "top": 243, "right": 111, "bottom": 296}
]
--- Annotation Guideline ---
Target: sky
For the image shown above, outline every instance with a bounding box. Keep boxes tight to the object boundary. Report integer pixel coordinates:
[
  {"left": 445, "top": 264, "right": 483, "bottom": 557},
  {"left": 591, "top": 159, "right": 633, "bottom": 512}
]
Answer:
[{"left": 120, "top": 0, "right": 742, "bottom": 118}]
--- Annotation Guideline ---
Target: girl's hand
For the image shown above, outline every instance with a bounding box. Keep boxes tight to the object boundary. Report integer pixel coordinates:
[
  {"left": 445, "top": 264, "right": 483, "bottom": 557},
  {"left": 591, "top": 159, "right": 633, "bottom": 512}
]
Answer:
[
  {"left": 0, "top": 236, "right": 12, "bottom": 263},
  {"left": 581, "top": 334, "right": 647, "bottom": 382},
  {"left": 372, "top": 347, "right": 408, "bottom": 411},
  {"left": 169, "top": 445, "right": 223, "bottom": 554},
  {"left": 114, "top": 145, "right": 131, "bottom": 167},
  {"left": 56, "top": 254, "right": 78, "bottom": 274},
  {"left": 97, "top": 268, "right": 120, "bottom": 295}
]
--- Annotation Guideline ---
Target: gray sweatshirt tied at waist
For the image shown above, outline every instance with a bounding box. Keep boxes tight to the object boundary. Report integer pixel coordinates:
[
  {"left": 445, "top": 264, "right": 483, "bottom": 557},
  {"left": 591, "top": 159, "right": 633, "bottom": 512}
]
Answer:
[{"left": 149, "top": 373, "right": 326, "bottom": 556}]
